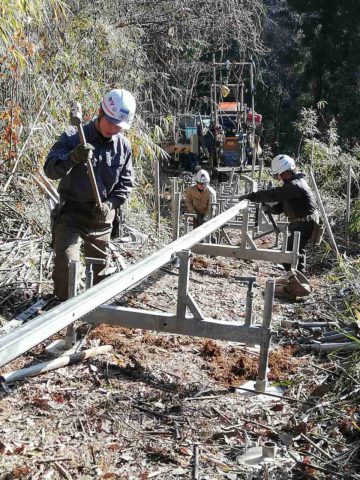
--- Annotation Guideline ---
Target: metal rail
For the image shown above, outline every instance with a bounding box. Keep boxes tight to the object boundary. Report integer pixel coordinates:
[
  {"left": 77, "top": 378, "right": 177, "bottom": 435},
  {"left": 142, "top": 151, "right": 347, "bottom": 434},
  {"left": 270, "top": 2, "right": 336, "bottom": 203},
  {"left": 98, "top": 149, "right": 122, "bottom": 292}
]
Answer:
[{"left": 0, "top": 201, "right": 248, "bottom": 368}]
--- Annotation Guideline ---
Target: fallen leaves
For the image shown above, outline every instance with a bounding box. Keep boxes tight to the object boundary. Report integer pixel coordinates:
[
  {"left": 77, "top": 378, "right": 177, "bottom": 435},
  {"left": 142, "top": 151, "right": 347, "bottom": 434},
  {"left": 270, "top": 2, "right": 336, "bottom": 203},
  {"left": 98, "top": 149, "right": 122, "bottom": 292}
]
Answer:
[{"left": 11, "top": 465, "right": 31, "bottom": 479}]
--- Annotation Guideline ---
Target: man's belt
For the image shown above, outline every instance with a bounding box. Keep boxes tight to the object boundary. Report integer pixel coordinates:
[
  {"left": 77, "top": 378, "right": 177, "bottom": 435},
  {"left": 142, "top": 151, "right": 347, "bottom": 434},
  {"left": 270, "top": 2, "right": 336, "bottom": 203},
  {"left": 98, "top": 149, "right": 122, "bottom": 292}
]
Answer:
[
  {"left": 290, "top": 212, "right": 318, "bottom": 223},
  {"left": 62, "top": 200, "right": 95, "bottom": 215}
]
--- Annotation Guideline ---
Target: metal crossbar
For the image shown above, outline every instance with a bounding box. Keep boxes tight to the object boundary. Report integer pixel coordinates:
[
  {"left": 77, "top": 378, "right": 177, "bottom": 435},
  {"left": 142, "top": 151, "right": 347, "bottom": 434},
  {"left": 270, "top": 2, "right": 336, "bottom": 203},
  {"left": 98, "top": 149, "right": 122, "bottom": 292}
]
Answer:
[
  {"left": 0, "top": 201, "right": 248, "bottom": 369},
  {"left": 87, "top": 248, "right": 275, "bottom": 391}
]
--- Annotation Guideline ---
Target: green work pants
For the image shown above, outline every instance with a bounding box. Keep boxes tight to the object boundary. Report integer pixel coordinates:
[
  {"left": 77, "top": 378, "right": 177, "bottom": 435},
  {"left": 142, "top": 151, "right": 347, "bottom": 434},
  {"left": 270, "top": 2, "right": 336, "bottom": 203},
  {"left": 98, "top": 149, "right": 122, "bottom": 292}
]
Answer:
[{"left": 53, "top": 209, "right": 115, "bottom": 301}]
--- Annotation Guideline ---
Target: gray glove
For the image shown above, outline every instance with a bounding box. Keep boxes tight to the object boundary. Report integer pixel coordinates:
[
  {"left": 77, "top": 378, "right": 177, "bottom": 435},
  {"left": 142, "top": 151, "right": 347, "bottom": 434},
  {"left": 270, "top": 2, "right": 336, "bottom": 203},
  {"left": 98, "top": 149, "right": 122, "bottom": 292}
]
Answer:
[
  {"left": 69, "top": 144, "right": 94, "bottom": 164},
  {"left": 92, "top": 202, "right": 112, "bottom": 223}
]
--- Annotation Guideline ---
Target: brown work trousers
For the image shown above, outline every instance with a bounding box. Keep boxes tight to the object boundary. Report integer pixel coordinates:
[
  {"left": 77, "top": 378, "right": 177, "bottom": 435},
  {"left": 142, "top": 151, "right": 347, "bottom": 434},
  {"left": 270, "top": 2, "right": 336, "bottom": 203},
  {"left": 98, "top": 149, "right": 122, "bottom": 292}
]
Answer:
[{"left": 53, "top": 209, "right": 115, "bottom": 301}]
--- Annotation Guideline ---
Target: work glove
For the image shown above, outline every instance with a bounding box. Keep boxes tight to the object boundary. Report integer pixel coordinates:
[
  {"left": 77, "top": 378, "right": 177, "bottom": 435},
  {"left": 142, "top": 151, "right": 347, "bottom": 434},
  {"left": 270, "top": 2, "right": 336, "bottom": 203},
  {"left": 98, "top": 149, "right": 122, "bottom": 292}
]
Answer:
[
  {"left": 92, "top": 202, "right": 112, "bottom": 223},
  {"left": 69, "top": 143, "right": 94, "bottom": 165},
  {"left": 239, "top": 194, "right": 249, "bottom": 202},
  {"left": 195, "top": 213, "right": 205, "bottom": 227}
]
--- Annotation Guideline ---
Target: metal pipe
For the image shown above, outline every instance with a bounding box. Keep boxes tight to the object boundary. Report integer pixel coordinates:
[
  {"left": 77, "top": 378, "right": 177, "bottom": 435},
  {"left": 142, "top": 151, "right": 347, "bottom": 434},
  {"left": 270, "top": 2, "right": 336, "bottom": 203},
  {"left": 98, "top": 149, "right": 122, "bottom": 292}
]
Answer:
[
  {"left": 65, "top": 261, "right": 79, "bottom": 349},
  {"left": 262, "top": 442, "right": 277, "bottom": 459},
  {"left": 250, "top": 60, "right": 256, "bottom": 176},
  {"left": 0, "top": 202, "right": 248, "bottom": 368},
  {"left": 154, "top": 158, "right": 161, "bottom": 234},
  {"left": 291, "top": 231, "right": 301, "bottom": 269},
  {"left": 177, "top": 250, "right": 191, "bottom": 318},
  {"left": 244, "top": 280, "right": 256, "bottom": 326},
  {"left": 171, "top": 178, "right": 179, "bottom": 240},
  {"left": 85, "top": 264, "right": 94, "bottom": 290},
  {"left": 213, "top": 54, "right": 218, "bottom": 126},
  {"left": 255, "top": 278, "right": 274, "bottom": 392},
  {"left": 309, "top": 342, "right": 360, "bottom": 353},
  {"left": 229, "top": 168, "right": 235, "bottom": 186},
  {"left": 173, "top": 192, "right": 181, "bottom": 241}
]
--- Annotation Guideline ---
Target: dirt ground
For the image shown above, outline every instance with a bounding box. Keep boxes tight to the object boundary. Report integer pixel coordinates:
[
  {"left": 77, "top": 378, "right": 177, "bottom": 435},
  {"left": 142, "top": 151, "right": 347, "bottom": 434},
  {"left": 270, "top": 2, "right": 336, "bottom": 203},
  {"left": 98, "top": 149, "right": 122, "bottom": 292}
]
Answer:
[{"left": 0, "top": 236, "right": 358, "bottom": 480}]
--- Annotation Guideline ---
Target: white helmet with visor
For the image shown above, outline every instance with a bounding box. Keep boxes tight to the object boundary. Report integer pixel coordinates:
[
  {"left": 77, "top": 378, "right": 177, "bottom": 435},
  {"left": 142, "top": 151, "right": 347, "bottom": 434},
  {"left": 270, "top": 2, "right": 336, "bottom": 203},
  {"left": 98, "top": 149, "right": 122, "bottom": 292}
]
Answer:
[
  {"left": 195, "top": 169, "right": 210, "bottom": 184},
  {"left": 271, "top": 155, "right": 296, "bottom": 175},
  {"left": 101, "top": 89, "right": 136, "bottom": 130}
]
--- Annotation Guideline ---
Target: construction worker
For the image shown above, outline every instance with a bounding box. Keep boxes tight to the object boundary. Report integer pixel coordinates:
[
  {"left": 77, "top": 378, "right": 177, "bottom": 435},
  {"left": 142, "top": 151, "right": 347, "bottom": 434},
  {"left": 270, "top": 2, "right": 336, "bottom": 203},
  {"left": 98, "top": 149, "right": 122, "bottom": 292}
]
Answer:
[
  {"left": 185, "top": 169, "right": 216, "bottom": 228},
  {"left": 203, "top": 123, "right": 216, "bottom": 168},
  {"left": 239, "top": 155, "right": 318, "bottom": 272},
  {"left": 44, "top": 88, "right": 136, "bottom": 301}
]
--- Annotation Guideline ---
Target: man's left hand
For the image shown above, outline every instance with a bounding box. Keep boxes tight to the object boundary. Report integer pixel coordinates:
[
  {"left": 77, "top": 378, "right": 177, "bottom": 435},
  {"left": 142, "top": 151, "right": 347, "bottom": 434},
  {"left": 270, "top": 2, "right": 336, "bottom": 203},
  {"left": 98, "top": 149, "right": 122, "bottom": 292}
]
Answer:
[{"left": 92, "top": 202, "right": 112, "bottom": 222}]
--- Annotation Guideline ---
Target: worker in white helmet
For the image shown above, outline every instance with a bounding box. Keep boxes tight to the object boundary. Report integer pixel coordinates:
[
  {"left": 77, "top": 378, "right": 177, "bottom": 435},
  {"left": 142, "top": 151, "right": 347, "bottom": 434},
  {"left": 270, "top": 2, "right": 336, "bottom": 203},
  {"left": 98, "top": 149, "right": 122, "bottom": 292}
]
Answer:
[
  {"left": 185, "top": 169, "right": 216, "bottom": 228},
  {"left": 239, "top": 155, "right": 318, "bottom": 272},
  {"left": 44, "top": 88, "right": 136, "bottom": 301}
]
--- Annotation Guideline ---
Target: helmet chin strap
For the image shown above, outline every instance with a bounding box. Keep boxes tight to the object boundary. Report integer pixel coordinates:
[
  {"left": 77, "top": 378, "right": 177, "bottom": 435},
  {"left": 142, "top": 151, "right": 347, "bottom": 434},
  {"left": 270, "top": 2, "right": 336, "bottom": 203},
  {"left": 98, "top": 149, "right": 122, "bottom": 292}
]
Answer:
[
  {"left": 281, "top": 170, "right": 294, "bottom": 181},
  {"left": 95, "top": 108, "right": 105, "bottom": 128},
  {"left": 95, "top": 108, "right": 113, "bottom": 140}
]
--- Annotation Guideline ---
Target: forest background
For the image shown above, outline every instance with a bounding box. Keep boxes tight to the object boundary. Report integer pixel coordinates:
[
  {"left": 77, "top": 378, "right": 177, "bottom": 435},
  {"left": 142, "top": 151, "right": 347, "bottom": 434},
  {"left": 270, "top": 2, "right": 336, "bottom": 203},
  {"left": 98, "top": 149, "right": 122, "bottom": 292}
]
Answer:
[
  {"left": 0, "top": 0, "right": 359, "bottom": 236},
  {"left": 1, "top": 0, "right": 360, "bottom": 159}
]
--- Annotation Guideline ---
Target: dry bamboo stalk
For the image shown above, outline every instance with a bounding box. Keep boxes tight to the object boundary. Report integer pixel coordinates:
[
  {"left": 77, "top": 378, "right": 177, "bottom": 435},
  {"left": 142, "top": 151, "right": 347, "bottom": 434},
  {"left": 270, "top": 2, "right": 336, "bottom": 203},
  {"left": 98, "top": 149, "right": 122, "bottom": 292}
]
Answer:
[
  {"left": 300, "top": 433, "right": 332, "bottom": 460},
  {"left": 1, "top": 345, "right": 112, "bottom": 383},
  {"left": 31, "top": 173, "right": 59, "bottom": 205},
  {"left": 288, "top": 451, "right": 344, "bottom": 478},
  {"left": 54, "top": 461, "right": 72, "bottom": 480},
  {"left": 2, "top": 74, "right": 59, "bottom": 193},
  {"left": 309, "top": 168, "right": 339, "bottom": 256}
]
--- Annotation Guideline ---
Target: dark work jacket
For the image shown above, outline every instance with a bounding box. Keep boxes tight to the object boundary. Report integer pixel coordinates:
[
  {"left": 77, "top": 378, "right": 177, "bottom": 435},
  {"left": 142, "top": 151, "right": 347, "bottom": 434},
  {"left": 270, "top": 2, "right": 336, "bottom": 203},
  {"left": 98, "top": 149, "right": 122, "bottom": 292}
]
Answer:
[
  {"left": 246, "top": 173, "right": 317, "bottom": 221},
  {"left": 204, "top": 129, "right": 216, "bottom": 150},
  {"left": 44, "top": 120, "right": 133, "bottom": 209}
]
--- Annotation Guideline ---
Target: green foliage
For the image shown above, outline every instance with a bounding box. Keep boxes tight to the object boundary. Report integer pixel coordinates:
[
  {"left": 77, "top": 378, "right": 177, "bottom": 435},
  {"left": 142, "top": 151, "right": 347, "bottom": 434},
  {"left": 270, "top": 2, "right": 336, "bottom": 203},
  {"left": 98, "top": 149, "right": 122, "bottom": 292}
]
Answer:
[
  {"left": 294, "top": 107, "right": 360, "bottom": 198},
  {"left": 333, "top": 350, "right": 360, "bottom": 399},
  {"left": 287, "top": 0, "right": 360, "bottom": 145},
  {"left": 259, "top": 0, "right": 360, "bottom": 151},
  {"left": 296, "top": 107, "right": 319, "bottom": 140}
]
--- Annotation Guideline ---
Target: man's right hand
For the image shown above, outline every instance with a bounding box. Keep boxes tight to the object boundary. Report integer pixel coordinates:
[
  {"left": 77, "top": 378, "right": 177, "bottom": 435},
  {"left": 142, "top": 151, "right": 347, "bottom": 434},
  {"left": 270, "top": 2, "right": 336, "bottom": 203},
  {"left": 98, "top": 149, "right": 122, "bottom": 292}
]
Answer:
[
  {"left": 69, "top": 144, "right": 94, "bottom": 164},
  {"left": 239, "top": 194, "right": 249, "bottom": 202}
]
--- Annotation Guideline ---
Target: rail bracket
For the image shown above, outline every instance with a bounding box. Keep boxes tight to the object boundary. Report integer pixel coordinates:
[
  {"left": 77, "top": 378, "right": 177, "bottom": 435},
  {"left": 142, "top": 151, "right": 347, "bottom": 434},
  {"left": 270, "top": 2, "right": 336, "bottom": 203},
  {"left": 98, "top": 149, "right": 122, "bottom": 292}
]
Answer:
[{"left": 45, "top": 339, "right": 82, "bottom": 358}]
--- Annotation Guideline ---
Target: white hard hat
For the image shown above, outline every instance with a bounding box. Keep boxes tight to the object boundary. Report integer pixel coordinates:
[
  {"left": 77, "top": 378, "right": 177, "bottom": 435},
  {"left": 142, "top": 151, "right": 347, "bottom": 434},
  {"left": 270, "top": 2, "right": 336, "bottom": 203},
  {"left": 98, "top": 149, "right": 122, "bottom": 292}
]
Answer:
[
  {"left": 101, "top": 89, "right": 136, "bottom": 130},
  {"left": 271, "top": 154, "right": 296, "bottom": 175},
  {"left": 195, "top": 169, "right": 210, "bottom": 184}
]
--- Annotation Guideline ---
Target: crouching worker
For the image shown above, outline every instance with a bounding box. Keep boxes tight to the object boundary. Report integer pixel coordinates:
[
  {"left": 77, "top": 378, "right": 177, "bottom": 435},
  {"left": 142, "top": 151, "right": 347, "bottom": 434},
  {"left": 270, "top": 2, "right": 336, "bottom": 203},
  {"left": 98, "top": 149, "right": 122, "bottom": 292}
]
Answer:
[
  {"left": 239, "top": 155, "right": 318, "bottom": 272},
  {"left": 185, "top": 169, "right": 216, "bottom": 228},
  {"left": 44, "top": 88, "right": 136, "bottom": 301}
]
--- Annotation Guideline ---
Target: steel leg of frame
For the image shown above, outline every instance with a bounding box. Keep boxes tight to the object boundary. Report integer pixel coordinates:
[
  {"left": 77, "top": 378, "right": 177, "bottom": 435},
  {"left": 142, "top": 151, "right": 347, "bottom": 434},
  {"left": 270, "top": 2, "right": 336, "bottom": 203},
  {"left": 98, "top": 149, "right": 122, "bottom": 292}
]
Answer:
[
  {"left": 65, "top": 260, "right": 79, "bottom": 349},
  {"left": 244, "top": 278, "right": 257, "bottom": 326},
  {"left": 177, "top": 250, "right": 191, "bottom": 319},
  {"left": 255, "top": 278, "right": 275, "bottom": 392}
]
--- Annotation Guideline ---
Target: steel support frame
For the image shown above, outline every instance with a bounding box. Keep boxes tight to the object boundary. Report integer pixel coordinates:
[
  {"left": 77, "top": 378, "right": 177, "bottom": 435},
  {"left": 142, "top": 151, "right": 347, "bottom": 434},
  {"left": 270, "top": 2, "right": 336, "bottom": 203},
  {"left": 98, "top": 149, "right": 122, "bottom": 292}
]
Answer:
[
  {"left": 193, "top": 207, "right": 300, "bottom": 268},
  {"left": 87, "top": 249, "right": 275, "bottom": 392},
  {"left": 184, "top": 187, "right": 296, "bottom": 264},
  {"left": 0, "top": 202, "right": 250, "bottom": 368}
]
